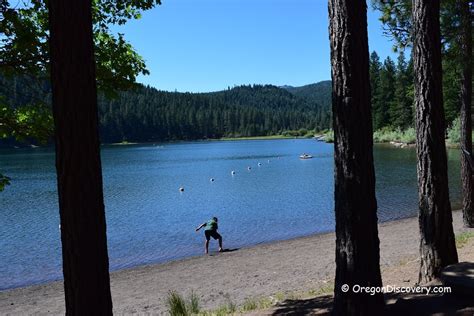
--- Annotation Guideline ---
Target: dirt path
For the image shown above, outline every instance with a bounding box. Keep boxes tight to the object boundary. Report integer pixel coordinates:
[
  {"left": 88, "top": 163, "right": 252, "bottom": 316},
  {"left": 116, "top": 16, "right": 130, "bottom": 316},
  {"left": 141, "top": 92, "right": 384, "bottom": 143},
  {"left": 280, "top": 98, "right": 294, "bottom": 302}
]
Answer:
[{"left": 1, "top": 211, "right": 472, "bottom": 315}]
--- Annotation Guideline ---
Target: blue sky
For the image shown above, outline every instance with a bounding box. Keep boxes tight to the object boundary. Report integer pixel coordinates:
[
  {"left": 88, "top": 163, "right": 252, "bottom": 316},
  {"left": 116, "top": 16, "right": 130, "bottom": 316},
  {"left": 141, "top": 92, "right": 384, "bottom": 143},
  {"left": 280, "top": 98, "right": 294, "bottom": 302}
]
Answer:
[{"left": 115, "top": 0, "right": 398, "bottom": 92}]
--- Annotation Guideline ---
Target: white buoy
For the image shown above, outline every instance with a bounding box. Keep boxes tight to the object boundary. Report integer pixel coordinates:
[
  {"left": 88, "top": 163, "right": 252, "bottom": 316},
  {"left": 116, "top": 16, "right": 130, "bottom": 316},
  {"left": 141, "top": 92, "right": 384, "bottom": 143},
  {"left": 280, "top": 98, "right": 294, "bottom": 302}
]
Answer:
[
  {"left": 247, "top": 166, "right": 251, "bottom": 170},
  {"left": 258, "top": 162, "right": 262, "bottom": 166},
  {"left": 179, "top": 187, "right": 184, "bottom": 192},
  {"left": 267, "top": 159, "right": 270, "bottom": 163},
  {"left": 210, "top": 178, "right": 215, "bottom": 182},
  {"left": 231, "top": 170, "right": 236, "bottom": 175}
]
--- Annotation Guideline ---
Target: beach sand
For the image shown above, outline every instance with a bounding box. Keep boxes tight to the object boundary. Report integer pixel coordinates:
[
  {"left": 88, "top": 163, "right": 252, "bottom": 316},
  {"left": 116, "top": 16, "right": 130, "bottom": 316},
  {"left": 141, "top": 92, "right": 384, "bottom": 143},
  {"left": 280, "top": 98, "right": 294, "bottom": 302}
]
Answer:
[{"left": 1, "top": 211, "right": 473, "bottom": 315}]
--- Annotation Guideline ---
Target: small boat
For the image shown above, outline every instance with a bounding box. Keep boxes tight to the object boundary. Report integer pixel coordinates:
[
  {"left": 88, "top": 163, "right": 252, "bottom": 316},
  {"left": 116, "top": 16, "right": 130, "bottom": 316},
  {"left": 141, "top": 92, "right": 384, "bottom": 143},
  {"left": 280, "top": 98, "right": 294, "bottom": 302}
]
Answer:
[{"left": 299, "top": 153, "right": 313, "bottom": 159}]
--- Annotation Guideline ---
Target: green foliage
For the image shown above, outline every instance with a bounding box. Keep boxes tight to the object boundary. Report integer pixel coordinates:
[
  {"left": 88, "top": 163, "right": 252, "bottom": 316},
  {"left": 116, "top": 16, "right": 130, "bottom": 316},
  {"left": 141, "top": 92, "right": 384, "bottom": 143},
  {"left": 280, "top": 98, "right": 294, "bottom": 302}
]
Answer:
[
  {"left": 188, "top": 292, "right": 200, "bottom": 315},
  {"left": 370, "top": 51, "right": 383, "bottom": 130},
  {"left": 241, "top": 298, "right": 258, "bottom": 311},
  {"left": 0, "top": 1, "right": 49, "bottom": 76},
  {"left": 371, "top": 0, "right": 462, "bottom": 52},
  {"left": 0, "top": 0, "right": 160, "bottom": 92},
  {"left": 98, "top": 84, "right": 324, "bottom": 141},
  {"left": 447, "top": 116, "right": 461, "bottom": 144},
  {"left": 208, "top": 301, "right": 237, "bottom": 316},
  {"left": 372, "top": 0, "right": 467, "bottom": 133},
  {"left": 443, "top": 54, "right": 461, "bottom": 125},
  {"left": 166, "top": 291, "right": 201, "bottom": 316},
  {"left": 0, "top": 173, "right": 11, "bottom": 191},
  {"left": 1, "top": 78, "right": 329, "bottom": 144},
  {"left": 371, "top": 0, "right": 412, "bottom": 51},
  {"left": 323, "top": 130, "right": 334, "bottom": 143},
  {"left": 373, "top": 127, "right": 416, "bottom": 144},
  {"left": 455, "top": 231, "right": 474, "bottom": 248},
  {"left": 0, "top": 101, "right": 53, "bottom": 143},
  {"left": 167, "top": 291, "right": 189, "bottom": 316},
  {"left": 392, "top": 51, "right": 414, "bottom": 129},
  {"left": 0, "top": 0, "right": 161, "bottom": 154},
  {"left": 281, "top": 128, "right": 315, "bottom": 138},
  {"left": 371, "top": 53, "right": 407, "bottom": 130},
  {"left": 283, "top": 81, "right": 332, "bottom": 130},
  {"left": 380, "top": 56, "right": 396, "bottom": 126}
]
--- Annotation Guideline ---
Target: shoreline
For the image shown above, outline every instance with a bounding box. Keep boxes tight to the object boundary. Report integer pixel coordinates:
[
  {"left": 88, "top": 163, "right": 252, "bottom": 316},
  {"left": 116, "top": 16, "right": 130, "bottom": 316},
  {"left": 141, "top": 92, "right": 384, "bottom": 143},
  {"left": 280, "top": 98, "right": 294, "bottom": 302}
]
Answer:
[
  {"left": 1, "top": 211, "right": 472, "bottom": 314},
  {"left": 0, "top": 213, "right": 436, "bottom": 292},
  {"left": 1, "top": 136, "right": 462, "bottom": 149}
]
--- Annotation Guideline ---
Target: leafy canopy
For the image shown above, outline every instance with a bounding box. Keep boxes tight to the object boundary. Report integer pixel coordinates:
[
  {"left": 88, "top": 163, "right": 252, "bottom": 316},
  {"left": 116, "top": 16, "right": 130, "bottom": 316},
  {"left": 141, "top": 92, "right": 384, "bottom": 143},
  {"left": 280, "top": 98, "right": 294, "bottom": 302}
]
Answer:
[{"left": 0, "top": 0, "right": 161, "bottom": 190}]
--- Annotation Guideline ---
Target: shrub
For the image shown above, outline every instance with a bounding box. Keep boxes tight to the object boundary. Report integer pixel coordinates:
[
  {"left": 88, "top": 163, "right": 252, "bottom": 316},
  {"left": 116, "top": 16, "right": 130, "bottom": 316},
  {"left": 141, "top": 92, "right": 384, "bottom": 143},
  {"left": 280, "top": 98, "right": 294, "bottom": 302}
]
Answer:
[
  {"left": 323, "top": 130, "right": 334, "bottom": 143},
  {"left": 399, "top": 128, "right": 416, "bottom": 144},
  {"left": 373, "top": 127, "right": 415, "bottom": 144},
  {"left": 447, "top": 116, "right": 461, "bottom": 144}
]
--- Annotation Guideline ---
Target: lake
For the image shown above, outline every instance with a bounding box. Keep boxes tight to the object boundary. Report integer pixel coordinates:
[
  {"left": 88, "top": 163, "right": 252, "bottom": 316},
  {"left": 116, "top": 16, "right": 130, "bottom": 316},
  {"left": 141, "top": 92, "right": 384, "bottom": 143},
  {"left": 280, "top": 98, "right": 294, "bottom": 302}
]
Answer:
[{"left": 0, "top": 139, "right": 462, "bottom": 290}]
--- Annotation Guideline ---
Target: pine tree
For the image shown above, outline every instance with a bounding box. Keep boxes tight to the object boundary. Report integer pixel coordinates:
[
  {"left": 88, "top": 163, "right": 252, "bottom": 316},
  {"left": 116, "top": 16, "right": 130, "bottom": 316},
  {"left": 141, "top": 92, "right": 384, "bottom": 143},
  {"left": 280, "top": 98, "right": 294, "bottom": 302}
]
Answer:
[
  {"left": 380, "top": 57, "right": 396, "bottom": 129},
  {"left": 370, "top": 51, "right": 384, "bottom": 130},
  {"left": 393, "top": 51, "right": 413, "bottom": 129},
  {"left": 48, "top": 0, "right": 112, "bottom": 313},
  {"left": 412, "top": 0, "right": 458, "bottom": 283},
  {"left": 329, "top": 0, "right": 384, "bottom": 313}
]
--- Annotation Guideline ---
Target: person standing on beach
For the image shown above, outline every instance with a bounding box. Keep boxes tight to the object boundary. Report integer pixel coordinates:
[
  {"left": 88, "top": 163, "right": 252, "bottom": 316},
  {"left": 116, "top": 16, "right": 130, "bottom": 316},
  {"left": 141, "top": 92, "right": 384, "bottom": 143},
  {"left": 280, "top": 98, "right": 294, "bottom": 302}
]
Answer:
[{"left": 195, "top": 217, "right": 223, "bottom": 254}]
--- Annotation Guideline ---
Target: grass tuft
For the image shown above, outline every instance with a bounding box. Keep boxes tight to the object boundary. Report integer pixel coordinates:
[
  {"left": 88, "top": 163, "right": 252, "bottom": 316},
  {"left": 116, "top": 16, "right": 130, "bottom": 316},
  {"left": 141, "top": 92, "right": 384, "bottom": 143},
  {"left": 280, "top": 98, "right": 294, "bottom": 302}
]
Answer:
[
  {"left": 167, "top": 291, "right": 201, "bottom": 315},
  {"left": 188, "top": 291, "right": 200, "bottom": 314},
  {"left": 241, "top": 298, "right": 258, "bottom": 311},
  {"left": 167, "top": 291, "right": 188, "bottom": 316}
]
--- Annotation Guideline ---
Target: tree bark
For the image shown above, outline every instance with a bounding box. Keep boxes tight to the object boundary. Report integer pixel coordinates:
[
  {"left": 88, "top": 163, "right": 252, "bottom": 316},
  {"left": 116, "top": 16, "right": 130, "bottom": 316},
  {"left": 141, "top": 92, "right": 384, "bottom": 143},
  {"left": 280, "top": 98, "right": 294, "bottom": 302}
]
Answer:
[
  {"left": 460, "top": 0, "right": 473, "bottom": 227},
  {"left": 328, "top": 0, "right": 384, "bottom": 314},
  {"left": 48, "top": 0, "right": 113, "bottom": 314},
  {"left": 412, "top": 0, "right": 458, "bottom": 284}
]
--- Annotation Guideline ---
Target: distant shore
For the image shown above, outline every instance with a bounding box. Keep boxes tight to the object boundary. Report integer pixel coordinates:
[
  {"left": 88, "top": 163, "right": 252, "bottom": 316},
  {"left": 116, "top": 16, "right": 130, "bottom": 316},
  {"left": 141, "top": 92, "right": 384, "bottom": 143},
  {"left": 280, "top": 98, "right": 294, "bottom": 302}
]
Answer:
[
  {"left": 218, "top": 135, "right": 305, "bottom": 141},
  {"left": 2, "top": 131, "right": 464, "bottom": 149},
  {"left": 1, "top": 210, "right": 472, "bottom": 315}
]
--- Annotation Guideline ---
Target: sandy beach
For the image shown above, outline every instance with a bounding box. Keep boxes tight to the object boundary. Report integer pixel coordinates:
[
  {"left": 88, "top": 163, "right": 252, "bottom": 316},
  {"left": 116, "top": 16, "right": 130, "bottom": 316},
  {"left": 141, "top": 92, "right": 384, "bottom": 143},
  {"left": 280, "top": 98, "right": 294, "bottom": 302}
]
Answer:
[{"left": 1, "top": 211, "right": 473, "bottom": 315}]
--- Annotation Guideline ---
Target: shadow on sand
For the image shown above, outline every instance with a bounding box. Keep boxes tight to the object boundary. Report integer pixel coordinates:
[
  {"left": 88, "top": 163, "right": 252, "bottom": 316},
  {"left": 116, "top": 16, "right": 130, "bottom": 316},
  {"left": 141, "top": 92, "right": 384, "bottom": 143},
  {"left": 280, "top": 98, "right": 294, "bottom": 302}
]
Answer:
[
  {"left": 208, "top": 248, "right": 240, "bottom": 256},
  {"left": 271, "top": 295, "right": 333, "bottom": 315},
  {"left": 270, "top": 290, "right": 474, "bottom": 315},
  {"left": 221, "top": 248, "right": 239, "bottom": 253}
]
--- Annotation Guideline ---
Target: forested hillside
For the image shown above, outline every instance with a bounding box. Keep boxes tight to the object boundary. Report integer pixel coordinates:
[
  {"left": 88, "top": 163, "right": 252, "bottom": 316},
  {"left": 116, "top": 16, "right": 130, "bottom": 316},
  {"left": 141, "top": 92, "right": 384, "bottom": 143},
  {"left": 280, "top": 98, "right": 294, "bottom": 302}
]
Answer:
[
  {"left": 0, "top": 76, "right": 332, "bottom": 144},
  {"left": 98, "top": 84, "right": 329, "bottom": 142},
  {"left": 283, "top": 80, "right": 332, "bottom": 118}
]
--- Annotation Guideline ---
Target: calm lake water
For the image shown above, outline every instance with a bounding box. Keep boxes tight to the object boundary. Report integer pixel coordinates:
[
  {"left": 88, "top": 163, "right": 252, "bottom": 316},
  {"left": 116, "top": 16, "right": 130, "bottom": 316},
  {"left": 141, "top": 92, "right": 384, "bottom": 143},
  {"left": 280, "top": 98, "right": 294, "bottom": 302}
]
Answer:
[{"left": 0, "top": 139, "right": 462, "bottom": 289}]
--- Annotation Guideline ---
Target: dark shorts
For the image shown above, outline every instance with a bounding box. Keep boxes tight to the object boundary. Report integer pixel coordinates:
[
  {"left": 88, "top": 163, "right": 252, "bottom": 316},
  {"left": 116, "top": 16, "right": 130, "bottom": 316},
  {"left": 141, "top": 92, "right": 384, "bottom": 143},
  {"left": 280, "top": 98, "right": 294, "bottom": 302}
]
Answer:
[{"left": 205, "top": 230, "right": 221, "bottom": 241}]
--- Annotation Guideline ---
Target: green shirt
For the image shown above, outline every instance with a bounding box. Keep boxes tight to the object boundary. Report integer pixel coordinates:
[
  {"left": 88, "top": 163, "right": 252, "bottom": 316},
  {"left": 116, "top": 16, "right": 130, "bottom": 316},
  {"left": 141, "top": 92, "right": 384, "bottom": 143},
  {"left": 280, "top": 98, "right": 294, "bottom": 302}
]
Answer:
[{"left": 205, "top": 219, "right": 218, "bottom": 231}]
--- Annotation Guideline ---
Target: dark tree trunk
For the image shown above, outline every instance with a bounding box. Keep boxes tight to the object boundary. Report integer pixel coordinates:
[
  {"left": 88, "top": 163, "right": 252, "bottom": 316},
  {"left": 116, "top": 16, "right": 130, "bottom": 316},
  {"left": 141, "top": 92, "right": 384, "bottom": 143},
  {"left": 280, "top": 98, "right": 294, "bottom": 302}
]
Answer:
[
  {"left": 460, "top": 0, "right": 473, "bottom": 227},
  {"left": 412, "top": 0, "right": 458, "bottom": 284},
  {"left": 328, "top": 1, "right": 384, "bottom": 314},
  {"left": 48, "top": 0, "right": 113, "bottom": 314}
]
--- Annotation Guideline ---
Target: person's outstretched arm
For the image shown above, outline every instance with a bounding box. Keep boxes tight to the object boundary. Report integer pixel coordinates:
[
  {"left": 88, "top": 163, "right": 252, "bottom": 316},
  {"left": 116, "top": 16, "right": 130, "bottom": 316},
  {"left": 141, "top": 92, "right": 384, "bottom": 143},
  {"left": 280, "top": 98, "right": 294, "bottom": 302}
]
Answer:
[{"left": 195, "top": 223, "right": 206, "bottom": 231}]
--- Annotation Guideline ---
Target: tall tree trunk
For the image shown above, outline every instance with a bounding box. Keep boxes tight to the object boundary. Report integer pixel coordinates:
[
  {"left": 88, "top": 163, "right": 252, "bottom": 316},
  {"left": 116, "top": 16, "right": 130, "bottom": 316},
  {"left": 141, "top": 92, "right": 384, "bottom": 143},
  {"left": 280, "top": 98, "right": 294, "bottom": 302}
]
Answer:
[
  {"left": 48, "top": 0, "right": 113, "bottom": 314},
  {"left": 412, "top": 0, "right": 458, "bottom": 284},
  {"left": 328, "top": 1, "right": 384, "bottom": 314},
  {"left": 460, "top": 0, "right": 473, "bottom": 227}
]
